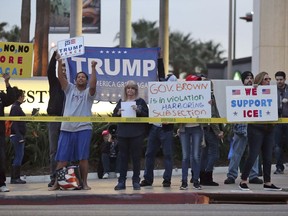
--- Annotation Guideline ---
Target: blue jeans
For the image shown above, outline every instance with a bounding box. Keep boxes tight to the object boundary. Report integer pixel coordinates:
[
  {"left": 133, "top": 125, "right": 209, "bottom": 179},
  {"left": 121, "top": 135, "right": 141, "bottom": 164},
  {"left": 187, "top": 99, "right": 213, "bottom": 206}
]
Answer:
[
  {"left": 241, "top": 125, "right": 274, "bottom": 183},
  {"left": 143, "top": 125, "right": 174, "bottom": 183},
  {"left": 48, "top": 122, "right": 61, "bottom": 178},
  {"left": 227, "top": 133, "right": 259, "bottom": 180},
  {"left": 179, "top": 126, "right": 202, "bottom": 183},
  {"left": 0, "top": 136, "right": 7, "bottom": 186},
  {"left": 273, "top": 123, "right": 288, "bottom": 171},
  {"left": 102, "top": 153, "right": 121, "bottom": 173},
  {"left": 10, "top": 136, "right": 25, "bottom": 166},
  {"left": 201, "top": 128, "right": 220, "bottom": 172},
  {"left": 117, "top": 135, "right": 144, "bottom": 183}
]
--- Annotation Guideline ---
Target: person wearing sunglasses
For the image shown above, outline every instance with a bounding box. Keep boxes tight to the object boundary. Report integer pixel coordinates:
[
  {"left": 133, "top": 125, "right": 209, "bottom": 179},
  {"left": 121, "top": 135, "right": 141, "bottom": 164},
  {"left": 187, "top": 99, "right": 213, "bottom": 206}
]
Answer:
[{"left": 239, "top": 72, "right": 282, "bottom": 191}]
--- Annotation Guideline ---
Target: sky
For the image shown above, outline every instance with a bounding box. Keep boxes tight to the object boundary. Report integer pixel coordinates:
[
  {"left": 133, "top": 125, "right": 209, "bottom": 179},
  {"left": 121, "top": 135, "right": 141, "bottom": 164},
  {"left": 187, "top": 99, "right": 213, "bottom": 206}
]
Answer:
[{"left": 0, "top": 0, "right": 253, "bottom": 59}]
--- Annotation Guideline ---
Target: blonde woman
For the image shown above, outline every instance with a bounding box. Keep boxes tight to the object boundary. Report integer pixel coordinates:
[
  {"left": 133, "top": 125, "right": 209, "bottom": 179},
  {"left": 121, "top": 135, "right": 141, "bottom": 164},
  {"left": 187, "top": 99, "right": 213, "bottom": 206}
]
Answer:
[
  {"left": 239, "top": 72, "right": 282, "bottom": 191},
  {"left": 112, "top": 80, "right": 148, "bottom": 190}
]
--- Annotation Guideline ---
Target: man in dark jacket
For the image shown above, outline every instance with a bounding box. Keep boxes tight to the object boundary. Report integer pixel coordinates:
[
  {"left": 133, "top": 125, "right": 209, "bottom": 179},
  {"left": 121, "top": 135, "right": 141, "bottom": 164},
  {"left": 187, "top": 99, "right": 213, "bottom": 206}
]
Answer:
[
  {"left": 140, "top": 57, "right": 176, "bottom": 188},
  {"left": 47, "top": 51, "right": 65, "bottom": 187},
  {"left": 0, "top": 74, "right": 16, "bottom": 192}
]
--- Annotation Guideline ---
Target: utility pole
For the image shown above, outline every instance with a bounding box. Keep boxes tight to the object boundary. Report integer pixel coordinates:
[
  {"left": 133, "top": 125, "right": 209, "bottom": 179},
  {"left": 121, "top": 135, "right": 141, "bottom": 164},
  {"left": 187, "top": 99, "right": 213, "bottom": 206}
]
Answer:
[
  {"left": 159, "top": 0, "right": 169, "bottom": 75},
  {"left": 120, "top": 0, "right": 132, "bottom": 47},
  {"left": 70, "top": 0, "right": 82, "bottom": 37},
  {"left": 227, "top": 0, "right": 233, "bottom": 79}
]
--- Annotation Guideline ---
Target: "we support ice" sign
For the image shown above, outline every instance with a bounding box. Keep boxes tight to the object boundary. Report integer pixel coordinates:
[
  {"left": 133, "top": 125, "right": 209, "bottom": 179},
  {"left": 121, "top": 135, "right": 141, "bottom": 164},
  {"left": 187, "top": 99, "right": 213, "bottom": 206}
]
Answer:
[{"left": 226, "top": 85, "right": 278, "bottom": 122}]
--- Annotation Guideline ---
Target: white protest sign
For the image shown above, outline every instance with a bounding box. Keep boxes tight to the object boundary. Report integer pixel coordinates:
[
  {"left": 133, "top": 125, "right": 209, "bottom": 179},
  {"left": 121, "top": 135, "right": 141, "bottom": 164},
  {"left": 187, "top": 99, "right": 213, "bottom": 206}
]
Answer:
[
  {"left": 121, "top": 101, "right": 136, "bottom": 117},
  {"left": 148, "top": 81, "right": 211, "bottom": 118},
  {"left": 226, "top": 85, "right": 278, "bottom": 122},
  {"left": 57, "top": 36, "right": 85, "bottom": 59}
]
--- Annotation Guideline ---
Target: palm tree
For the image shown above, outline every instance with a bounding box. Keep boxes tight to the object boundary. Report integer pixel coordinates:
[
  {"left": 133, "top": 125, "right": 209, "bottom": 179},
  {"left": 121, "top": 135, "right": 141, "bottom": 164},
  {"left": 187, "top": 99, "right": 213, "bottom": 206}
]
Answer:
[
  {"left": 194, "top": 40, "right": 226, "bottom": 72},
  {"left": 169, "top": 31, "right": 198, "bottom": 76},
  {"left": 0, "top": 22, "right": 8, "bottom": 40},
  {"left": 0, "top": 22, "right": 21, "bottom": 42},
  {"left": 131, "top": 19, "right": 159, "bottom": 47},
  {"left": 4, "top": 25, "right": 21, "bottom": 42},
  {"left": 21, "top": 0, "right": 31, "bottom": 42},
  {"left": 33, "top": 0, "right": 50, "bottom": 76},
  {"left": 119, "top": 19, "right": 225, "bottom": 78}
]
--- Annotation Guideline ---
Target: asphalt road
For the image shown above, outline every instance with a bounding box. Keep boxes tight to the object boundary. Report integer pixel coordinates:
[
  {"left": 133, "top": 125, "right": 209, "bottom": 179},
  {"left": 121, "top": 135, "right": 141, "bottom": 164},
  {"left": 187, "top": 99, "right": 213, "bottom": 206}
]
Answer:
[{"left": 0, "top": 204, "right": 287, "bottom": 216}]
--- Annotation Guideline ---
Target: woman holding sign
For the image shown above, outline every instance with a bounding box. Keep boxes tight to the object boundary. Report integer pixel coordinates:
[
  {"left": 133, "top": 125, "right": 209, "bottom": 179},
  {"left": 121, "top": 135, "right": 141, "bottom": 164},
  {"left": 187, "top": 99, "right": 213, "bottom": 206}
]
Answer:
[
  {"left": 112, "top": 80, "right": 149, "bottom": 191},
  {"left": 239, "top": 72, "right": 282, "bottom": 191}
]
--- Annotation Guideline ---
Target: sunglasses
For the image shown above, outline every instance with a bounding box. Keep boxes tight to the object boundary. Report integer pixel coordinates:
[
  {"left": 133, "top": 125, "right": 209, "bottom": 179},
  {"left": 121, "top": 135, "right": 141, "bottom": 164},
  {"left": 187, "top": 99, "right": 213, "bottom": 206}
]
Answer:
[{"left": 264, "top": 78, "right": 271, "bottom": 81}]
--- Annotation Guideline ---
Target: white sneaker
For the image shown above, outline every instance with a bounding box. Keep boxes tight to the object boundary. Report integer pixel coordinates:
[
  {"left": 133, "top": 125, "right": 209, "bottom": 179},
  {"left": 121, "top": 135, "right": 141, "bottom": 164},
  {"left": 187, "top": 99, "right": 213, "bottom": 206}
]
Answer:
[
  {"left": 0, "top": 185, "right": 10, "bottom": 192},
  {"left": 116, "top": 173, "right": 120, "bottom": 178},
  {"left": 102, "top": 173, "right": 109, "bottom": 179}
]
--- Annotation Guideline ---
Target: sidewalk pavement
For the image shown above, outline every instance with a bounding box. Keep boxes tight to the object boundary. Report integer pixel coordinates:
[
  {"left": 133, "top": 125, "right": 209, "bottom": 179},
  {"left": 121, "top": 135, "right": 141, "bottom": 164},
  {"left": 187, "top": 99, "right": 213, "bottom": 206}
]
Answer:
[{"left": 0, "top": 166, "right": 288, "bottom": 205}]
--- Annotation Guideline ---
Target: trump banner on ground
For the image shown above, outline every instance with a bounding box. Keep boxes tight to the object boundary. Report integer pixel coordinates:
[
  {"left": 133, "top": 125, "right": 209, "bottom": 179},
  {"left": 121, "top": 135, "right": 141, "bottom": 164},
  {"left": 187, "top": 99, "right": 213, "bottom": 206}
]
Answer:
[
  {"left": 226, "top": 85, "right": 278, "bottom": 122},
  {"left": 0, "top": 42, "right": 33, "bottom": 78},
  {"left": 66, "top": 47, "right": 160, "bottom": 102},
  {"left": 148, "top": 81, "right": 212, "bottom": 118}
]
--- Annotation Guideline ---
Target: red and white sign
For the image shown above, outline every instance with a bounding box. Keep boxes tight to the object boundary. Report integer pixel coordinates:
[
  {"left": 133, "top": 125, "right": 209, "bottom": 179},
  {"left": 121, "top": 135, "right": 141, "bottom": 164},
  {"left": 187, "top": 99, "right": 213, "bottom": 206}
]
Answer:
[
  {"left": 226, "top": 85, "right": 278, "bottom": 122},
  {"left": 57, "top": 36, "right": 85, "bottom": 59}
]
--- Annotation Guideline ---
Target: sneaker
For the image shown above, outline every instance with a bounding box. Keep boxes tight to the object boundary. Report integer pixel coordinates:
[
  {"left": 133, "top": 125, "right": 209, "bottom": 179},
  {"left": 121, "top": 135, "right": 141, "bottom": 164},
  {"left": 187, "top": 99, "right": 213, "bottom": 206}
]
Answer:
[
  {"left": 140, "top": 179, "right": 152, "bottom": 187},
  {"left": 224, "top": 177, "right": 235, "bottom": 184},
  {"left": 0, "top": 185, "right": 10, "bottom": 192},
  {"left": 249, "top": 177, "right": 263, "bottom": 184},
  {"left": 48, "top": 179, "right": 55, "bottom": 187},
  {"left": 10, "top": 178, "right": 26, "bottom": 184},
  {"left": 133, "top": 182, "right": 141, "bottom": 190},
  {"left": 180, "top": 181, "right": 188, "bottom": 190},
  {"left": 162, "top": 180, "right": 171, "bottom": 188},
  {"left": 193, "top": 181, "right": 202, "bottom": 190},
  {"left": 263, "top": 184, "right": 282, "bottom": 191},
  {"left": 274, "top": 169, "right": 284, "bottom": 174},
  {"left": 102, "top": 173, "right": 109, "bottom": 179},
  {"left": 114, "top": 182, "right": 126, "bottom": 190},
  {"left": 239, "top": 182, "right": 250, "bottom": 191}
]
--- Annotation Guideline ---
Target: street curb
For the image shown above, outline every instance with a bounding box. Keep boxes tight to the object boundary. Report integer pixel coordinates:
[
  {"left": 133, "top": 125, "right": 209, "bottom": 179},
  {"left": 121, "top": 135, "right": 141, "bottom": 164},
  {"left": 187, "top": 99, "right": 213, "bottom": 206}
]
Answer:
[{"left": 0, "top": 193, "right": 209, "bottom": 205}]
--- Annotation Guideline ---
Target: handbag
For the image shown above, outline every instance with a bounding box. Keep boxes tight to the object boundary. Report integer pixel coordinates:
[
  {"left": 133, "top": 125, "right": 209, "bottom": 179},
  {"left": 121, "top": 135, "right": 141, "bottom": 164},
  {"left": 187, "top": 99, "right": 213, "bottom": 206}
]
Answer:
[{"left": 56, "top": 165, "right": 82, "bottom": 190}]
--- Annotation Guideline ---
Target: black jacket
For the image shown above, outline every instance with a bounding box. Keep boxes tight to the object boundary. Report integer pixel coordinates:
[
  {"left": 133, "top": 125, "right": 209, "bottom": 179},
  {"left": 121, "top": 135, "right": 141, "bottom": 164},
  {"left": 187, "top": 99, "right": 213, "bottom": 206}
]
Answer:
[
  {"left": 112, "top": 98, "right": 149, "bottom": 138},
  {"left": 0, "top": 85, "right": 16, "bottom": 136},
  {"left": 10, "top": 101, "right": 26, "bottom": 139},
  {"left": 46, "top": 51, "right": 65, "bottom": 116}
]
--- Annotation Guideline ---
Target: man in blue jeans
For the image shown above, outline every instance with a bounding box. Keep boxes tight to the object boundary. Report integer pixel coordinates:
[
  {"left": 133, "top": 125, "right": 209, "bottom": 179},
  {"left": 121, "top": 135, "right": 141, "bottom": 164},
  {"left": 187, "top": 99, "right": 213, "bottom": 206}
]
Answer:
[
  {"left": 273, "top": 71, "right": 288, "bottom": 174},
  {"left": 224, "top": 71, "right": 263, "bottom": 184},
  {"left": 140, "top": 73, "right": 177, "bottom": 188}
]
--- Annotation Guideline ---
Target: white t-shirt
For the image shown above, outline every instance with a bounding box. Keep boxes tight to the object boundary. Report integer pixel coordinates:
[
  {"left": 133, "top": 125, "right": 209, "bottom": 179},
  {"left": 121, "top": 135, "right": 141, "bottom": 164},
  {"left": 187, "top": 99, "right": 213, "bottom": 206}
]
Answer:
[{"left": 61, "top": 83, "right": 96, "bottom": 132}]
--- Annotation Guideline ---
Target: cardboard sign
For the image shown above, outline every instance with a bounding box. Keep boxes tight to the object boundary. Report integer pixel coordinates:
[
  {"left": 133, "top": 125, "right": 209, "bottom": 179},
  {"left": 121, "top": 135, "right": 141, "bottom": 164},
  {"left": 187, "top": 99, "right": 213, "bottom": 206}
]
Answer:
[
  {"left": 148, "top": 81, "right": 211, "bottom": 118},
  {"left": 226, "top": 85, "right": 278, "bottom": 122},
  {"left": 57, "top": 36, "right": 85, "bottom": 59},
  {"left": 0, "top": 42, "right": 33, "bottom": 78}
]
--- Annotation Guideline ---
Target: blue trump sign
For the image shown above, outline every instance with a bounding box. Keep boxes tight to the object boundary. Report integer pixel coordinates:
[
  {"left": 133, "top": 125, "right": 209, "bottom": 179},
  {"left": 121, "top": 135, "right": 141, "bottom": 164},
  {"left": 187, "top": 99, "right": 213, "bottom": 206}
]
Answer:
[{"left": 66, "top": 47, "right": 160, "bottom": 102}]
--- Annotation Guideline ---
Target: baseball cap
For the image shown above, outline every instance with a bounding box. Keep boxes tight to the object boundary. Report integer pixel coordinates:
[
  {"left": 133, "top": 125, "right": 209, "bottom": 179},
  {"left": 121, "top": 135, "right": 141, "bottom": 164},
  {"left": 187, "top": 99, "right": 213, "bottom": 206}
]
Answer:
[
  {"left": 102, "top": 130, "right": 109, "bottom": 136},
  {"left": 185, "top": 74, "right": 201, "bottom": 81}
]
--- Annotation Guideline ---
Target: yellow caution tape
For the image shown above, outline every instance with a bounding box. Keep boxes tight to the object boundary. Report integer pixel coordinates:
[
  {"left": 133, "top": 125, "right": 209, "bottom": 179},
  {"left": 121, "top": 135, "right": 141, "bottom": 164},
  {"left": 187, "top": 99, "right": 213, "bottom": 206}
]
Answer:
[{"left": 1, "top": 116, "right": 288, "bottom": 124}]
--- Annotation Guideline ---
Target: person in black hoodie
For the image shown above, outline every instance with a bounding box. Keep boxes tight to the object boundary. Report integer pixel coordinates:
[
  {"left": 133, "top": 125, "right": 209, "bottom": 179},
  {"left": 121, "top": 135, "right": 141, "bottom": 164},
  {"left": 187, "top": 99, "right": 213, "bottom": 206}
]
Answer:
[
  {"left": 46, "top": 51, "right": 65, "bottom": 187},
  {"left": 0, "top": 73, "right": 16, "bottom": 192},
  {"left": 9, "top": 88, "right": 26, "bottom": 184}
]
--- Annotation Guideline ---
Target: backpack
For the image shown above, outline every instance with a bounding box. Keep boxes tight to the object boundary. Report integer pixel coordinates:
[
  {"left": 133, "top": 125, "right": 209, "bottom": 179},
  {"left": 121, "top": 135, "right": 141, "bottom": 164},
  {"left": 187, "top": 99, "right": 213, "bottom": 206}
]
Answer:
[{"left": 5, "top": 120, "right": 12, "bottom": 137}]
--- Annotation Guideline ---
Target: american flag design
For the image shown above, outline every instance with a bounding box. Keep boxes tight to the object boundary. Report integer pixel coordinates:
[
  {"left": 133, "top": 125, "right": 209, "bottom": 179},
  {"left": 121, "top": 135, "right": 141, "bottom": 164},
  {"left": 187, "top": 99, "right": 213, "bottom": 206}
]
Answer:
[
  {"left": 57, "top": 166, "right": 79, "bottom": 190},
  {"left": 232, "top": 89, "right": 241, "bottom": 95},
  {"left": 262, "top": 89, "right": 271, "bottom": 94}
]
